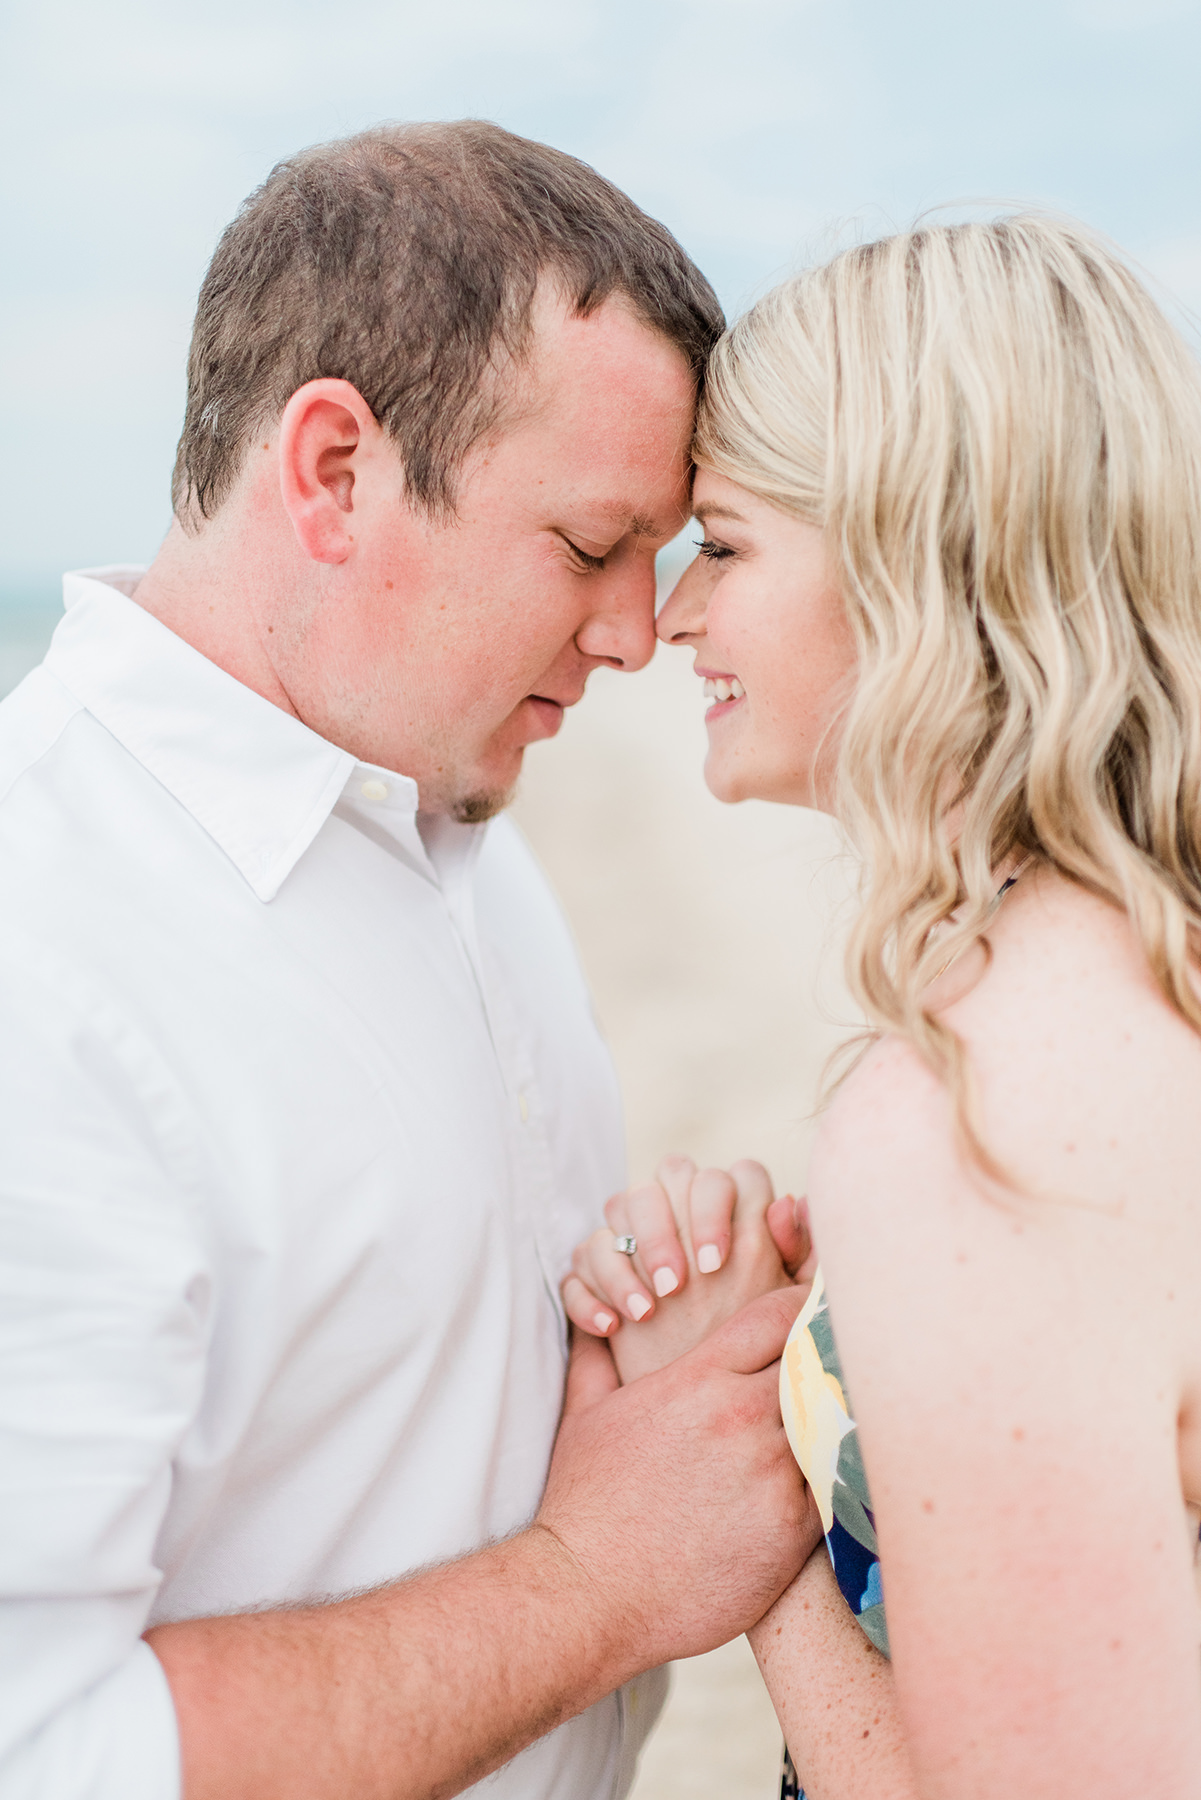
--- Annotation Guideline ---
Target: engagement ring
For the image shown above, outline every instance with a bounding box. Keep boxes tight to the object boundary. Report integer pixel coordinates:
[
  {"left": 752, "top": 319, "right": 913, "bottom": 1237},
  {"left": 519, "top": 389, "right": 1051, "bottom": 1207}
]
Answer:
[{"left": 613, "top": 1235, "right": 637, "bottom": 1257}]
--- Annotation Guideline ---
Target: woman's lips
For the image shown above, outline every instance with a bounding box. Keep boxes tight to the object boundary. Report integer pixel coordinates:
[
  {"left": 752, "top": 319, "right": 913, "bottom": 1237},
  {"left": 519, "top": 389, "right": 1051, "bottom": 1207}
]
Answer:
[{"left": 701, "top": 673, "right": 745, "bottom": 722}]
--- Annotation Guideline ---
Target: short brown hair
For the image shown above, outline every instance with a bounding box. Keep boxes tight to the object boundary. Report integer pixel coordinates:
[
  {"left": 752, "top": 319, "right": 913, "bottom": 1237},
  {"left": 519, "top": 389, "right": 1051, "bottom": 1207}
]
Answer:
[{"left": 172, "top": 120, "right": 723, "bottom": 524}]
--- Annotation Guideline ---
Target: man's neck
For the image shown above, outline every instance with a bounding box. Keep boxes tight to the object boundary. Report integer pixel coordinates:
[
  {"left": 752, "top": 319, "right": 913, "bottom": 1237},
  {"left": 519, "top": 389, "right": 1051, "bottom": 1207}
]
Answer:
[{"left": 134, "top": 517, "right": 302, "bottom": 720}]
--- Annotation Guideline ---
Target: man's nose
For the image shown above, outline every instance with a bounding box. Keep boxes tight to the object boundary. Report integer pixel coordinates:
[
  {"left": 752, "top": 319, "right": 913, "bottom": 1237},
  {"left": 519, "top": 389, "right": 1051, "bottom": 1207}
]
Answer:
[
  {"left": 575, "top": 559, "right": 658, "bottom": 673},
  {"left": 656, "top": 551, "right": 716, "bottom": 645}
]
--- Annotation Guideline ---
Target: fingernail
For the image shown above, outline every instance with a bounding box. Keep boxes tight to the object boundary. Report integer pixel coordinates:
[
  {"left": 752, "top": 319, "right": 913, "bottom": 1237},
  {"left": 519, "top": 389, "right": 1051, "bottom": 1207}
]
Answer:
[
  {"left": 697, "top": 1244, "right": 722, "bottom": 1274},
  {"left": 628, "top": 1293, "right": 652, "bottom": 1321},
  {"left": 594, "top": 1311, "right": 616, "bottom": 1333},
  {"left": 653, "top": 1267, "right": 679, "bottom": 1297}
]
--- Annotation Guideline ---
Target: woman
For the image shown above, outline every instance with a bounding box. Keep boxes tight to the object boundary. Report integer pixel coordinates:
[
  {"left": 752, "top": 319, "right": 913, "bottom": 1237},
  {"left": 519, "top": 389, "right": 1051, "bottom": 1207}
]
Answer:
[{"left": 563, "top": 216, "right": 1201, "bottom": 1797}]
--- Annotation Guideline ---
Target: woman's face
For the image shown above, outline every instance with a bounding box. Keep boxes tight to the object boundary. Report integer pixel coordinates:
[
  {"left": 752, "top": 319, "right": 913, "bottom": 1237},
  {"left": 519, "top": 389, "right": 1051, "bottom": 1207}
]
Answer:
[{"left": 657, "top": 469, "right": 857, "bottom": 811}]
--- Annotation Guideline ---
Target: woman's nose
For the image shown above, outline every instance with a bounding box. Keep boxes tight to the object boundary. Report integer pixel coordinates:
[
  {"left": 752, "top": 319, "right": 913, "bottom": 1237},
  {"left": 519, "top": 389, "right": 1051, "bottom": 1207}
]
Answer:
[{"left": 656, "top": 552, "right": 718, "bottom": 644}]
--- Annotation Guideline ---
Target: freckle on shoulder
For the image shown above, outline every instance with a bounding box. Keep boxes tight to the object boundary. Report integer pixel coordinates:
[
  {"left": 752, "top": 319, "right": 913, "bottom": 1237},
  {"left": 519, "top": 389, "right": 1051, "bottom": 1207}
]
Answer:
[{"left": 817, "top": 1034, "right": 947, "bottom": 1155}]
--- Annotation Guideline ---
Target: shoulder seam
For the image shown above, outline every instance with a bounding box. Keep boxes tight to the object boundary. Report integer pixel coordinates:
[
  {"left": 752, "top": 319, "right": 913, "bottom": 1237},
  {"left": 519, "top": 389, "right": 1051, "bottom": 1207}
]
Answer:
[{"left": 0, "top": 918, "right": 210, "bottom": 1224}]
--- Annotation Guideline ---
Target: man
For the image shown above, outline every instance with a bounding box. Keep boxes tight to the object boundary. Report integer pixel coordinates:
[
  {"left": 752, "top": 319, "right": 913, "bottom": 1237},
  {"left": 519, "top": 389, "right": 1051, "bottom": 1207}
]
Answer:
[{"left": 0, "top": 122, "right": 811, "bottom": 1799}]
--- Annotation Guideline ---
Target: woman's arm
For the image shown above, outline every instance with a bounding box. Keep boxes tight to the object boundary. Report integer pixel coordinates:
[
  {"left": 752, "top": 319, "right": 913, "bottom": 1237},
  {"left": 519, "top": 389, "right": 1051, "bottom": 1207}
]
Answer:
[
  {"left": 811, "top": 1018, "right": 1201, "bottom": 1800},
  {"left": 750, "top": 1549, "right": 917, "bottom": 1800}
]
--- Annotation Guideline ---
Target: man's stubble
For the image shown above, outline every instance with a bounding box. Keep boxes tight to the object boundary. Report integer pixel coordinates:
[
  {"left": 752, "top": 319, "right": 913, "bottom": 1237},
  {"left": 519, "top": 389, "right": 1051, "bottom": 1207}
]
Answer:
[{"left": 449, "top": 780, "right": 518, "bottom": 826}]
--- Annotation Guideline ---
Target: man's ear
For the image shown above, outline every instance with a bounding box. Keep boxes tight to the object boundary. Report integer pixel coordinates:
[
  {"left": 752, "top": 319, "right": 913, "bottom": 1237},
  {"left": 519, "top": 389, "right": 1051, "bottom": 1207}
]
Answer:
[{"left": 277, "top": 379, "right": 380, "bottom": 566}]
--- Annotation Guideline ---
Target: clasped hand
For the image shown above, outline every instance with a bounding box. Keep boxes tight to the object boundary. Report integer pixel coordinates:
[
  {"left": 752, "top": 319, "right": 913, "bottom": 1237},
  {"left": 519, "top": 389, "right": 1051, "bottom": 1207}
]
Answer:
[
  {"left": 535, "top": 1158, "right": 824, "bottom": 1671},
  {"left": 563, "top": 1156, "right": 817, "bottom": 1383}
]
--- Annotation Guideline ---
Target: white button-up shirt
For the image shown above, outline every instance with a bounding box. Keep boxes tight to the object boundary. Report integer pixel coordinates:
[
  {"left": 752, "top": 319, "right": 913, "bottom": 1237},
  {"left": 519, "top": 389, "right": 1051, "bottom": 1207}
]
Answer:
[{"left": 0, "top": 568, "right": 664, "bottom": 1799}]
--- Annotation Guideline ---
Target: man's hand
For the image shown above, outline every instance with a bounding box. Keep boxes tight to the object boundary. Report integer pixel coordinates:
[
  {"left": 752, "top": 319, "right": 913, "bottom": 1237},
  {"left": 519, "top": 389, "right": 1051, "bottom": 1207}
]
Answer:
[
  {"left": 537, "top": 1286, "right": 820, "bottom": 1670},
  {"left": 148, "top": 1287, "right": 819, "bottom": 1800},
  {"left": 562, "top": 1157, "right": 814, "bottom": 1383}
]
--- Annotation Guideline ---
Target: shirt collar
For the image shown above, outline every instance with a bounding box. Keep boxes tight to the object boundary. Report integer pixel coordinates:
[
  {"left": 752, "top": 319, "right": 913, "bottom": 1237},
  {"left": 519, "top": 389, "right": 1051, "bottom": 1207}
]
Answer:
[{"left": 45, "top": 566, "right": 427, "bottom": 902}]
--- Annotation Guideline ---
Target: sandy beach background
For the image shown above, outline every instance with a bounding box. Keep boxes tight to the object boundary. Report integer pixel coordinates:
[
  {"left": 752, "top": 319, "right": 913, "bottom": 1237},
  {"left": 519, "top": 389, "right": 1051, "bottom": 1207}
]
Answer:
[{"left": 0, "top": 594, "right": 861, "bottom": 1798}]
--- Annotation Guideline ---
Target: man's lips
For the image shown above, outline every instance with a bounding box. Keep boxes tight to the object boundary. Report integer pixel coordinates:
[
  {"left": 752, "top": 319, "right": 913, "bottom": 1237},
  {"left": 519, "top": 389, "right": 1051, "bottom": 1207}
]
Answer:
[{"left": 522, "top": 694, "right": 567, "bottom": 740}]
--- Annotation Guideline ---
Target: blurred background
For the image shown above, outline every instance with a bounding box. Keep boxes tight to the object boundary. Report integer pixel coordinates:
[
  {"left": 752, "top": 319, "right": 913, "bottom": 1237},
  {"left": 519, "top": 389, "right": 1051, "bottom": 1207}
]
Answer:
[{"left": 3, "top": 1, "right": 1200, "bottom": 1791}]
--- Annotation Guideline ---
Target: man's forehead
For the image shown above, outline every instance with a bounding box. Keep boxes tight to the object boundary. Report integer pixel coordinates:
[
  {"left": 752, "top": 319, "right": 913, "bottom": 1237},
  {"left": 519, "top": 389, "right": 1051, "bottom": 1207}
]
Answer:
[
  {"left": 488, "top": 291, "right": 696, "bottom": 535},
  {"left": 521, "top": 285, "right": 697, "bottom": 413}
]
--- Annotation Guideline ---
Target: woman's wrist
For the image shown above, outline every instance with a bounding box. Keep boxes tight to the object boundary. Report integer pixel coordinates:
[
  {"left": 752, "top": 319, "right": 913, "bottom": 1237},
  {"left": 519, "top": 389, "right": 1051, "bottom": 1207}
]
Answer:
[{"left": 749, "top": 1547, "right": 917, "bottom": 1799}]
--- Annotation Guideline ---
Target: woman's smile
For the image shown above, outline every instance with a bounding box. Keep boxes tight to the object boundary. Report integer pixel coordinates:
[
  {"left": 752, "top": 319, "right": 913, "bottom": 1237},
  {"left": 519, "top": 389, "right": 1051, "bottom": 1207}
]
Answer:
[{"left": 699, "top": 669, "right": 746, "bottom": 719}]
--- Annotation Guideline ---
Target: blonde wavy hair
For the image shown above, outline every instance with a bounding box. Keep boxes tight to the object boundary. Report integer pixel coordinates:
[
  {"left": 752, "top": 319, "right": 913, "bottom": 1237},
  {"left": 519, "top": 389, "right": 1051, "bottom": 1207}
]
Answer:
[{"left": 694, "top": 216, "right": 1201, "bottom": 1165}]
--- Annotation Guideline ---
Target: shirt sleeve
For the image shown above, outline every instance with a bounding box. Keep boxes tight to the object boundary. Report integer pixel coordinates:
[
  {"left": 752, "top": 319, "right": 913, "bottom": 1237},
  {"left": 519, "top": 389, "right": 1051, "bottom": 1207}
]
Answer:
[{"left": 0, "top": 930, "right": 209, "bottom": 1798}]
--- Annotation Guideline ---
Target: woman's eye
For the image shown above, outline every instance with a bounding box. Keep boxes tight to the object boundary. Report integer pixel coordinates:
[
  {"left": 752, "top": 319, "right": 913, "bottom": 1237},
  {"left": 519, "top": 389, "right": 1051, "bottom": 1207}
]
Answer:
[{"left": 695, "top": 537, "right": 733, "bottom": 562}]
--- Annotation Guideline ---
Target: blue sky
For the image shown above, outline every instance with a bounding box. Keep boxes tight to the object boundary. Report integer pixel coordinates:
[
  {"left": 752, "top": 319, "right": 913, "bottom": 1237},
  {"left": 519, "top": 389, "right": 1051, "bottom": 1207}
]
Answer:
[{"left": 2, "top": 0, "right": 1200, "bottom": 601}]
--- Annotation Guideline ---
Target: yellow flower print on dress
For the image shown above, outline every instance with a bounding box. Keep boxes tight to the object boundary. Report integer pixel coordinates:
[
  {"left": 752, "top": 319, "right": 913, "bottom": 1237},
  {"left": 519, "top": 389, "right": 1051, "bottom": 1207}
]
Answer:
[
  {"left": 780, "top": 1268, "right": 889, "bottom": 1659},
  {"left": 781, "top": 1271, "right": 852, "bottom": 1534}
]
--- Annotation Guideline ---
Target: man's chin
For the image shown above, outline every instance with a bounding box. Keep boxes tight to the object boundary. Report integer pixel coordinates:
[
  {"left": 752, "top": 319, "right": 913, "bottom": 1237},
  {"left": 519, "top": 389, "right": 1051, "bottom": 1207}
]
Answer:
[
  {"left": 450, "top": 783, "right": 516, "bottom": 825},
  {"left": 427, "top": 744, "right": 524, "bottom": 824}
]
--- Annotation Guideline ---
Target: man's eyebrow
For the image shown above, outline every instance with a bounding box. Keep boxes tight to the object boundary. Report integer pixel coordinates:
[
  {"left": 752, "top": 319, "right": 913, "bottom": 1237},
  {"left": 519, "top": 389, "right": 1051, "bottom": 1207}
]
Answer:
[{"left": 580, "top": 503, "right": 665, "bottom": 539}]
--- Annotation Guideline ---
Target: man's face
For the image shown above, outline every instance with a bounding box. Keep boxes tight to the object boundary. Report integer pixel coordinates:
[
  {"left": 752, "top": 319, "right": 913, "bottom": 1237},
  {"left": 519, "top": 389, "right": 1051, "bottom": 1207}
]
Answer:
[{"left": 282, "top": 292, "right": 697, "bottom": 819}]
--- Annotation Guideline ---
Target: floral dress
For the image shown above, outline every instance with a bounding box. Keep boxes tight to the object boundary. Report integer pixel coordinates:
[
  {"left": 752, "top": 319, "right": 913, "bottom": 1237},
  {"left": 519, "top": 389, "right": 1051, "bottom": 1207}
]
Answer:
[{"left": 777, "top": 1269, "right": 885, "bottom": 1799}]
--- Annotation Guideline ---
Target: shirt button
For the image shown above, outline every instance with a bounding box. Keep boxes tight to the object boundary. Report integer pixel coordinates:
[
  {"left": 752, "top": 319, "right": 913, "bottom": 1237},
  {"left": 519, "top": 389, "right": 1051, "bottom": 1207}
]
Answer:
[{"left": 360, "top": 778, "right": 390, "bottom": 802}]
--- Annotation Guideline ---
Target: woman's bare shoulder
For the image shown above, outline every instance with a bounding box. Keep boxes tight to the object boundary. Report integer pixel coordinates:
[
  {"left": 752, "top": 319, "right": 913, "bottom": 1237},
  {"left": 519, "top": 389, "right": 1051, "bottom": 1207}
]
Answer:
[
  {"left": 811, "top": 865, "right": 1201, "bottom": 1289},
  {"left": 954, "top": 868, "right": 1201, "bottom": 1211},
  {"left": 805, "top": 870, "right": 1201, "bottom": 1480}
]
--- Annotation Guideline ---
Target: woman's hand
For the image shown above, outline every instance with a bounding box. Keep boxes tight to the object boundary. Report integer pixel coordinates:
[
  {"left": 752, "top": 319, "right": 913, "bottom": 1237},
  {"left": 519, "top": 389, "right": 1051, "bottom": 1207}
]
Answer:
[{"left": 562, "top": 1156, "right": 816, "bottom": 1385}]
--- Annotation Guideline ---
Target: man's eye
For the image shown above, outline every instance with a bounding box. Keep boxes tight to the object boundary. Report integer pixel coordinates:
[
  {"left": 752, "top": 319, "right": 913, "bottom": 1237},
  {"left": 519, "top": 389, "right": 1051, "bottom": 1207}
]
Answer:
[
  {"left": 695, "top": 537, "right": 733, "bottom": 562},
  {"left": 564, "top": 538, "right": 607, "bottom": 572}
]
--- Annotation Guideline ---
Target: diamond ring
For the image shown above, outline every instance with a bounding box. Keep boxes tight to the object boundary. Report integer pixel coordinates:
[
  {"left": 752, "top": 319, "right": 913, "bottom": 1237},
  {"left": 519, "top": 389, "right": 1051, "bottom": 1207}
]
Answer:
[{"left": 613, "top": 1235, "right": 638, "bottom": 1257}]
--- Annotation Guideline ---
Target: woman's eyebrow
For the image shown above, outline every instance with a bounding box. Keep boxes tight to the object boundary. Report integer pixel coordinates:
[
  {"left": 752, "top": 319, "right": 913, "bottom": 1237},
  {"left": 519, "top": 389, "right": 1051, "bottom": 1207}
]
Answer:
[{"left": 692, "top": 502, "right": 747, "bottom": 524}]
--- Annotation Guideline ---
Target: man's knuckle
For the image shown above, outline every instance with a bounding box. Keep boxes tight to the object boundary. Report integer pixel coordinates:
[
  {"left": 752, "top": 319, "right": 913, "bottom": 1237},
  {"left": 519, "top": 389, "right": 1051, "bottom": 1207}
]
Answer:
[{"left": 716, "top": 1390, "right": 766, "bottom": 1438}]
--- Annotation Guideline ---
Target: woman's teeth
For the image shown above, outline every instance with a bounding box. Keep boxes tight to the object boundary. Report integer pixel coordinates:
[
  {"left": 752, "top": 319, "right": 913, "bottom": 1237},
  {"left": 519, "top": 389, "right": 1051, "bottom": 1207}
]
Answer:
[{"left": 703, "top": 676, "right": 745, "bottom": 704}]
